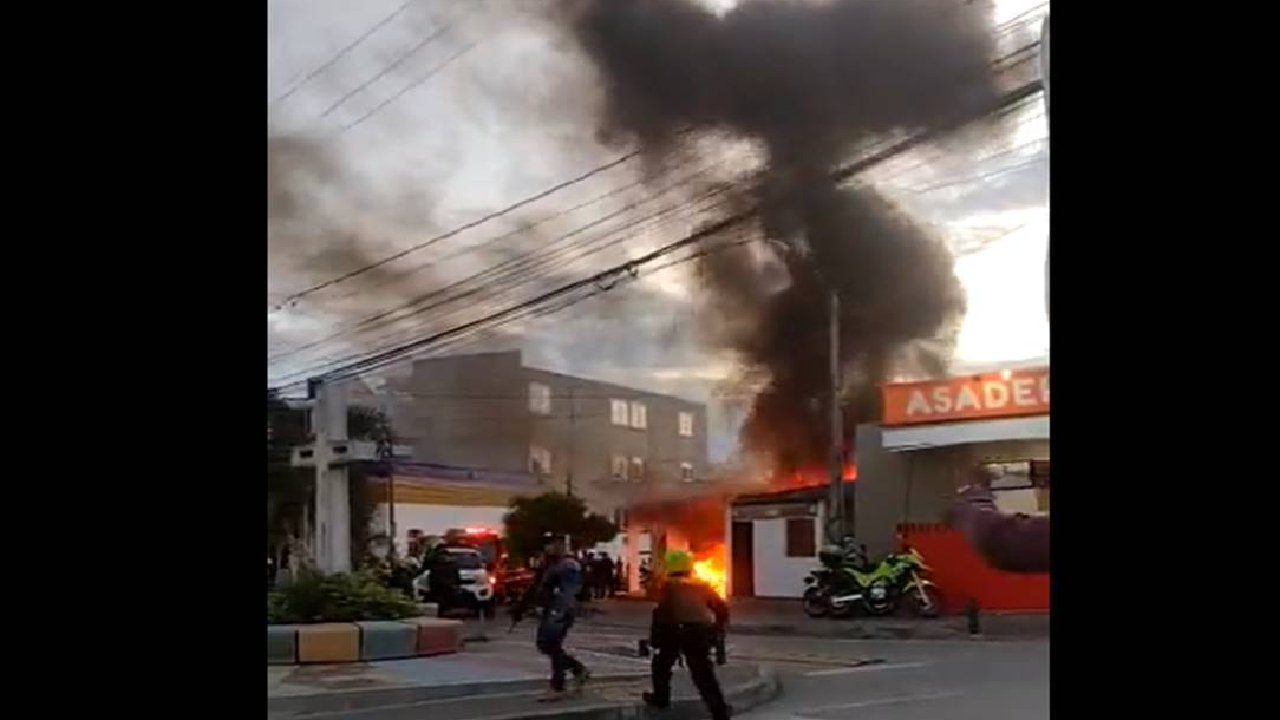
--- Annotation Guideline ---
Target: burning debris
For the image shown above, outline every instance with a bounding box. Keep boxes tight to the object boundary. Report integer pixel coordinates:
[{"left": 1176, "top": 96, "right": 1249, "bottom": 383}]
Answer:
[{"left": 562, "top": 0, "right": 1001, "bottom": 477}]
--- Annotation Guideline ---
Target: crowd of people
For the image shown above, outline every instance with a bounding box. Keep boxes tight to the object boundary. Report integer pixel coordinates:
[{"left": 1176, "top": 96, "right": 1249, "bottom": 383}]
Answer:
[{"left": 576, "top": 550, "right": 618, "bottom": 600}]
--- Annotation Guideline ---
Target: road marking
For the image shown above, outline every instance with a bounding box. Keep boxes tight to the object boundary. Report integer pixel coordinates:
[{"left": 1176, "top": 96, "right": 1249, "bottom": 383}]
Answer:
[
  {"left": 804, "top": 660, "right": 930, "bottom": 677},
  {"left": 571, "top": 647, "right": 652, "bottom": 665},
  {"left": 799, "top": 690, "right": 965, "bottom": 713}
]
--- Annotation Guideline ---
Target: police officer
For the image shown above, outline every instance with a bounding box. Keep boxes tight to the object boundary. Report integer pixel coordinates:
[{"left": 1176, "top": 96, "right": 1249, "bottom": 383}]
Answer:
[
  {"left": 644, "top": 550, "right": 730, "bottom": 720},
  {"left": 511, "top": 537, "right": 591, "bottom": 701}
]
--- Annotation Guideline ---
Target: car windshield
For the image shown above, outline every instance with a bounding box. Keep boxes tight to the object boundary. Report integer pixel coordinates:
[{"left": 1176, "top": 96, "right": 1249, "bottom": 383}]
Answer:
[{"left": 447, "top": 551, "right": 483, "bottom": 570}]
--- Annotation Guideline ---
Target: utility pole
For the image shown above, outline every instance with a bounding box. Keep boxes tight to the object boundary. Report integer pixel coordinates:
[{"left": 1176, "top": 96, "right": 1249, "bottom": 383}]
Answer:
[
  {"left": 310, "top": 378, "right": 352, "bottom": 573},
  {"left": 566, "top": 386, "right": 576, "bottom": 498},
  {"left": 828, "top": 290, "right": 845, "bottom": 542},
  {"left": 1041, "top": 15, "right": 1050, "bottom": 323},
  {"left": 378, "top": 434, "right": 397, "bottom": 559}
]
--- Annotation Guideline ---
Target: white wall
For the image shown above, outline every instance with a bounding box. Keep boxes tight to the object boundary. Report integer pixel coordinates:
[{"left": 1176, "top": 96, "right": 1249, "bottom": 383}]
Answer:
[{"left": 752, "top": 517, "right": 821, "bottom": 598}]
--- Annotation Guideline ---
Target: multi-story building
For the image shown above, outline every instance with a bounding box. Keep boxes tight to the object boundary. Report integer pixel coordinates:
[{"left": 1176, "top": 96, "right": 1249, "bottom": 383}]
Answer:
[{"left": 393, "top": 350, "right": 709, "bottom": 517}]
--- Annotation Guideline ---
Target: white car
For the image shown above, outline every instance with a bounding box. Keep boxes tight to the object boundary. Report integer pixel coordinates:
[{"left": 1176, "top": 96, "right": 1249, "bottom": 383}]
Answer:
[{"left": 413, "top": 547, "right": 495, "bottom": 617}]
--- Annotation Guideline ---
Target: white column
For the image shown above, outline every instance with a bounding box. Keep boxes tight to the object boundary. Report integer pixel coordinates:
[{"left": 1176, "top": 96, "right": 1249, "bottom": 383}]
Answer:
[
  {"left": 313, "top": 379, "right": 352, "bottom": 573},
  {"left": 626, "top": 522, "right": 641, "bottom": 595},
  {"left": 724, "top": 504, "right": 733, "bottom": 598}
]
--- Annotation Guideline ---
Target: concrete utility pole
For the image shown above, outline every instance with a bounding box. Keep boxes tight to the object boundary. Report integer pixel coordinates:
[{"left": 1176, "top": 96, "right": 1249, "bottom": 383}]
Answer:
[
  {"left": 566, "top": 386, "right": 576, "bottom": 498},
  {"left": 828, "top": 290, "right": 845, "bottom": 541},
  {"left": 1041, "top": 15, "right": 1050, "bottom": 323},
  {"left": 311, "top": 378, "right": 352, "bottom": 573}
]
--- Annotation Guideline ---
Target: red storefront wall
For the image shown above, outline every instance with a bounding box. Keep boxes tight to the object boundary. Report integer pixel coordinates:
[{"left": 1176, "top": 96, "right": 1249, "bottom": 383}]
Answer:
[{"left": 899, "top": 523, "right": 1049, "bottom": 613}]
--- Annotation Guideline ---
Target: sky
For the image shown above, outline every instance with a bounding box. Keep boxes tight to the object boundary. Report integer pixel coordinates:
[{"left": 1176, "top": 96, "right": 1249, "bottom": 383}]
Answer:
[{"left": 267, "top": 0, "right": 1049, "bottom": 461}]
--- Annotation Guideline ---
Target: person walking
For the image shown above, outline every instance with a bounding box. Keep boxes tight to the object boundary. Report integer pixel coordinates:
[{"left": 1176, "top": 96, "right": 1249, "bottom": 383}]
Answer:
[
  {"left": 643, "top": 550, "right": 730, "bottom": 720},
  {"left": 511, "top": 537, "right": 591, "bottom": 701},
  {"left": 596, "top": 551, "right": 616, "bottom": 599}
]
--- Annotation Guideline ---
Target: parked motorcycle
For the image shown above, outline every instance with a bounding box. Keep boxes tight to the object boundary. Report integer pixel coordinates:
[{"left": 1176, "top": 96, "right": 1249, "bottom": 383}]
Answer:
[{"left": 802, "top": 545, "right": 941, "bottom": 618}]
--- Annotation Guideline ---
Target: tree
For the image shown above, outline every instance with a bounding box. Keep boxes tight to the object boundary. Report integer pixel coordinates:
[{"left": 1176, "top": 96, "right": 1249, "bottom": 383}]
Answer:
[
  {"left": 268, "top": 390, "right": 311, "bottom": 567},
  {"left": 503, "top": 492, "right": 617, "bottom": 561}
]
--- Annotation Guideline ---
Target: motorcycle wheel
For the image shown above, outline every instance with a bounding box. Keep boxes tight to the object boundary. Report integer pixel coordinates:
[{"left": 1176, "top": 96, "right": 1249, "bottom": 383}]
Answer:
[
  {"left": 901, "top": 585, "right": 942, "bottom": 618},
  {"left": 802, "top": 587, "right": 830, "bottom": 618},
  {"left": 862, "top": 582, "right": 895, "bottom": 617}
]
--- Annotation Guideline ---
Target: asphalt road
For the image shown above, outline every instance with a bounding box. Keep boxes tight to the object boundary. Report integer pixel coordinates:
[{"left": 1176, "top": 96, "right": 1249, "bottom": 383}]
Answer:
[{"left": 726, "top": 634, "right": 1049, "bottom": 720}]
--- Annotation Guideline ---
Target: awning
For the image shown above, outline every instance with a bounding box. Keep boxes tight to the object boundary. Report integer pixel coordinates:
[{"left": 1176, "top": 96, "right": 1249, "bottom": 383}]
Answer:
[{"left": 882, "top": 415, "right": 1049, "bottom": 452}]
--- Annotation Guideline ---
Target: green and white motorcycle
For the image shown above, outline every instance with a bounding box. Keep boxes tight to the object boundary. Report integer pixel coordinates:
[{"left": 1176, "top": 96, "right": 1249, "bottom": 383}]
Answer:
[{"left": 803, "top": 546, "right": 941, "bottom": 618}]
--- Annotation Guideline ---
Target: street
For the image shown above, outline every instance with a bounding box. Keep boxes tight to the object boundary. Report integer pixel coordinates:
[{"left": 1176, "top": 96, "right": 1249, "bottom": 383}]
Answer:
[
  {"left": 277, "top": 627, "right": 1048, "bottom": 720},
  {"left": 727, "top": 635, "right": 1048, "bottom": 720}
]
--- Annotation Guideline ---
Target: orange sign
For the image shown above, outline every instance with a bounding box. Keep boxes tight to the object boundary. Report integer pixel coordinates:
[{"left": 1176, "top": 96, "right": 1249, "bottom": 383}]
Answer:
[{"left": 882, "top": 368, "right": 1049, "bottom": 426}]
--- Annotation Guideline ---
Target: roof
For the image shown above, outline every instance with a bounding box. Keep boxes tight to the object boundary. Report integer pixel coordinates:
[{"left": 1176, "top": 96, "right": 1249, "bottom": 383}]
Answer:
[
  {"left": 388, "top": 462, "right": 539, "bottom": 488},
  {"left": 731, "top": 483, "right": 850, "bottom": 508}
]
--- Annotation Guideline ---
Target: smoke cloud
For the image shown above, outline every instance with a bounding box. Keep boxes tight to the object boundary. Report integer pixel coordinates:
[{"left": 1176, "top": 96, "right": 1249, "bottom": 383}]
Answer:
[{"left": 563, "top": 0, "right": 1000, "bottom": 476}]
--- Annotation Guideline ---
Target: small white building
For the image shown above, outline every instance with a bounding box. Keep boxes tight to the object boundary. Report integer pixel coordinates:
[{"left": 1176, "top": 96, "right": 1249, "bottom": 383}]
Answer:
[{"left": 724, "top": 485, "right": 849, "bottom": 599}]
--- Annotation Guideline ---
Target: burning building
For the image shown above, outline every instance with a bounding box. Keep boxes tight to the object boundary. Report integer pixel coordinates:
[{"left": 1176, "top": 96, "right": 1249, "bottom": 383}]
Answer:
[{"left": 559, "top": 0, "right": 1042, "bottom": 602}]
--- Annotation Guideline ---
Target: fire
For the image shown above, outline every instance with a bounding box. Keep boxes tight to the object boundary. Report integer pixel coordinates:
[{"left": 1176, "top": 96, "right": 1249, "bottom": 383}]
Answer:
[
  {"left": 778, "top": 464, "right": 856, "bottom": 490},
  {"left": 693, "top": 545, "right": 727, "bottom": 598}
]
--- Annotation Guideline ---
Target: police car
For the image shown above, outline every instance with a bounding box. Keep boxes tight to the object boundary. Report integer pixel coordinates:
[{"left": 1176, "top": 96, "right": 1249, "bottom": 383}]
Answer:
[{"left": 413, "top": 546, "right": 496, "bottom": 618}]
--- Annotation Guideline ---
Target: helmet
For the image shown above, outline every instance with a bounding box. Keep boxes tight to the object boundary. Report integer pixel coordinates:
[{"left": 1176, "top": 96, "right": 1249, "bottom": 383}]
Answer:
[{"left": 665, "top": 549, "right": 693, "bottom": 574}]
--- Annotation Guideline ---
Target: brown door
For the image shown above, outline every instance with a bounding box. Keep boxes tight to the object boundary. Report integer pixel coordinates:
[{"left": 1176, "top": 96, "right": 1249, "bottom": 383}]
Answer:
[{"left": 731, "top": 521, "right": 754, "bottom": 597}]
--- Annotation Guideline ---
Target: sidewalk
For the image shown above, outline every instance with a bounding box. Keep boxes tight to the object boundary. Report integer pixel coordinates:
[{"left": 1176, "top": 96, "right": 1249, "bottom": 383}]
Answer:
[
  {"left": 579, "top": 597, "right": 1049, "bottom": 641},
  {"left": 268, "top": 635, "right": 777, "bottom": 719}
]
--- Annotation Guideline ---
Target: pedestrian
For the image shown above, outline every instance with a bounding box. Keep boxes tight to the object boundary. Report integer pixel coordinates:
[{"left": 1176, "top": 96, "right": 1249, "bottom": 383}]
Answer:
[
  {"left": 643, "top": 550, "right": 730, "bottom": 720},
  {"left": 428, "top": 545, "right": 462, "bottom": 617},
  {"left": 596, "top": 551, "right": 616, "bottom": 599},
  {"left": 511, "top": 537, "right": 591, "bottom": 701}
]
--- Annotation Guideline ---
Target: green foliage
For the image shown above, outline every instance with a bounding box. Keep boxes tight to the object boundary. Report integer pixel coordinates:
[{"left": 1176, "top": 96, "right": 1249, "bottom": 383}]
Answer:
[
  {"left": 503, "top": 492, "right": 617, "bottom": 561},
  {"left": 267, "top": 569, "right": 418, "bottom": 624}
]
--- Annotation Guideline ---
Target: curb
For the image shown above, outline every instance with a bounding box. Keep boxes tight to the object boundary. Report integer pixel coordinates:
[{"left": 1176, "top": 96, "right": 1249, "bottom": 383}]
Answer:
[
  {"left": 268, "top": 618, "right": 464, "bottom": 665},
  {"left": 268, "top": 671, "right": 648, "bottom": 716}
]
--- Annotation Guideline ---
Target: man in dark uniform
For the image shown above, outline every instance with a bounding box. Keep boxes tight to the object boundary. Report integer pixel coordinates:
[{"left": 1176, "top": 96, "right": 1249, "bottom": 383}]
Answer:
[
  {"left": 644, "top": 550, "right": 730, "bottom": 720},
  {"left": 511, "top": 538, "right": 591, "bottom": 701},
  {"left": 596, "top": 551, "right": 616, "bottom": 598}
]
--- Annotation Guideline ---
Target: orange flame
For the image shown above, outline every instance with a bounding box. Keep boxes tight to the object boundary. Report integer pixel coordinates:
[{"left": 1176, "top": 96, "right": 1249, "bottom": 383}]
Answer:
[{"left": 693, "top": 544, "right": 727, "bottom": 598}]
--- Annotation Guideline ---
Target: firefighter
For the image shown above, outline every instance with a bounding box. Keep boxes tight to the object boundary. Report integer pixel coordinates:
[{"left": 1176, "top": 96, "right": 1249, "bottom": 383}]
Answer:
[
  {"left": 510, "top": 537, "right": 591, "bottom": 701},
  {"left": 643, "top": 550, "right": 730, "bottom": 720}
]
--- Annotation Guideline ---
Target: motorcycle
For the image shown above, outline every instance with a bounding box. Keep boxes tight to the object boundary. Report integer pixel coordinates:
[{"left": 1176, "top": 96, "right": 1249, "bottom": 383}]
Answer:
[{"left": 802, "top": 546, "right": 941, "bottom": 618}]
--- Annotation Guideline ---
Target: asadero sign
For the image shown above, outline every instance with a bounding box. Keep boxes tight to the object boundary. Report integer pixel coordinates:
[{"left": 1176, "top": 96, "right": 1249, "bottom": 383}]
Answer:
[{"left": 881, "top": 369, "right": 1050, "bottom": 426}]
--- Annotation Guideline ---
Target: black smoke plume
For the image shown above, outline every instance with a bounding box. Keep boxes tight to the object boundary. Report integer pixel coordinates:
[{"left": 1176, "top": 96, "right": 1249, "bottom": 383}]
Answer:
[{"left": 564, "top": 0, "right": 999, "bottom": 476}]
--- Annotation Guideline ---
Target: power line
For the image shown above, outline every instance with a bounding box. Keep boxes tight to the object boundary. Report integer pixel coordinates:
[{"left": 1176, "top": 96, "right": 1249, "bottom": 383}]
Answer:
[
  {"left": 320, "top": 152, "right": 712, "bottom": 308},
  {"left": 297, "top": 14, "right": 1041, "bottom": 311},
  {"left": 270, "top": 149, "right": 642, "bottom": 311},
  {"left": 909, "top": 153, "right": 1044, "bottom": 194},
  {"left": 269, "top": 160, "right": 736, "bottom": 364},
  {"left": 339, "top": 40, "right": 479, "bottom": 135},
  {"left": 273, "top": 25, "right": 1041, "bottom": 313},
  {"left": 319, "top": 24, "right": 451, "bottom": 120},
  {"left": 269, "top": 79, "right": 1043, "bottom": 389},
  {"left": 269, "top": 2, "right": 411, "bottom": 108}
]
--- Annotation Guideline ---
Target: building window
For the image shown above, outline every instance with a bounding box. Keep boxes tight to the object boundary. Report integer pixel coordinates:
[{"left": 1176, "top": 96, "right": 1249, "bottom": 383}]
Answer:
[
  {"left": 785, "top": 517, "right": 816, "bottom": 557},
  {"left": 630, "top": 457, "right": 645, "bottom": 482},
  {"left": 610, "top": 399, "right": 630, "bottom": 426},
  {"left": 611, "top": 455, "right": 629, "bottom": 482},
  {"left": 680, "top": 462, "right": 694, "bottom": 482},
  {"left": 529, "top": 445, "right": 552, "bottom": 476},
  {"left": 678, "top": 411, "right": 694, "bottom": 438},
  {"left": 630, "top": 401, "right": 647, "bottom": 429},
  {"left": 529, "top": 382, "right": 551, "bottom": 415}
]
